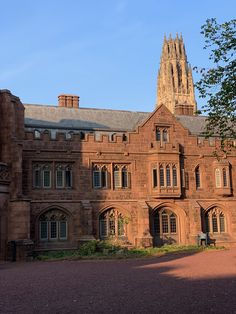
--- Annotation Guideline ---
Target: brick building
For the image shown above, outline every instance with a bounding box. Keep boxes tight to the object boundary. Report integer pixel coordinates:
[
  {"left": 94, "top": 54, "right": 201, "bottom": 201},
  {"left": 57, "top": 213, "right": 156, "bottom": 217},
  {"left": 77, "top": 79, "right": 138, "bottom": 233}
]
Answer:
[{"left": 0, "top": 36, "right": 236, "bottom": 260}]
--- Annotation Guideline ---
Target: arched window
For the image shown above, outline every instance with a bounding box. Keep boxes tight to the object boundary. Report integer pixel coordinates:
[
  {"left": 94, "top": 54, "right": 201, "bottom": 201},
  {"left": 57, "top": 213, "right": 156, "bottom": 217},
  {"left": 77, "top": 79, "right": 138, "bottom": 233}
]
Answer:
[
  {"left": 166, "top": 165, "right": 171, "bottom": 186},
  {"left": 113, "top": 165, "right": 130, "bottom": 189},
  {"left": 172, "top": 165, "right": 177, "bottom": 187},
  {"left": 93, "top": 165, "right": 101, "bottom": 188},
  {"left": 39, "top": 209, "right": 68, "bottom": 241},
  {"left": 122, "top": 166, "right": 128, "bottom": 188},
  {"left": 33, "top": 164, "right": 41, "bottom": 188},
  {"left": 42, "top": 164, "right": 51, "bottom": 188},
  {"left": 205, "top": 208, "right": 226, "bottom": 234},
  {"left": 153, "top": 209, "right": 177, "bottom": 235},
  {"left": 159, "top": 165, "right": 165, "bottom": 187},
  {"left": 113, "top": 165, "right": 121, "bottom": 188},
  {"left": 222, "top": 168, "right": 227, "bottom": 187},
  {"left": 215, "top": 168, "right": 221, "bottom": 188},
  {"left": 34, "top": 129, "right": 41, "bottom": 139},
  {"left": 195, "top": 166, "right": 201, "bottom": 189},
  {"left": 101, "top": 166, "right": 108, "bottom": 188},
  {"left": 99, "top": 209, "right": 126, "bottom": 239},
  {"left": 56, "top": 164, "right": 72, "bottom": 188}
]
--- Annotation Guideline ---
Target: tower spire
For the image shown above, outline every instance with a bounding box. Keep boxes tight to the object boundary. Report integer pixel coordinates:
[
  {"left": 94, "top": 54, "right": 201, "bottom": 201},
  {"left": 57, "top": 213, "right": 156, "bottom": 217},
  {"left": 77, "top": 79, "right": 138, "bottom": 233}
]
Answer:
[{"left": 156, "top": 35, "right": 197, "bottom": 115}]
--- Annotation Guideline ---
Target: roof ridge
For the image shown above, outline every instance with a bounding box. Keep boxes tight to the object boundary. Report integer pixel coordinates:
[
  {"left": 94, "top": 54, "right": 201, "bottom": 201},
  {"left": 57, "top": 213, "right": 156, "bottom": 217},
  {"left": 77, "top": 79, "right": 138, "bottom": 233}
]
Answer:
[{"left": 23, "top": 103, "right": 150, "bottom": 114}]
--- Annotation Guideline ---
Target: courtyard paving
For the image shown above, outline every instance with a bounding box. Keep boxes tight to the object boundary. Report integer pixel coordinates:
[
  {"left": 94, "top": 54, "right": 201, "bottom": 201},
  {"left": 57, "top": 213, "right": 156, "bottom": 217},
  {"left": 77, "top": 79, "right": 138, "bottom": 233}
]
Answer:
[{"left": 1, "top": 248, "right": 236, "bottom": 314}]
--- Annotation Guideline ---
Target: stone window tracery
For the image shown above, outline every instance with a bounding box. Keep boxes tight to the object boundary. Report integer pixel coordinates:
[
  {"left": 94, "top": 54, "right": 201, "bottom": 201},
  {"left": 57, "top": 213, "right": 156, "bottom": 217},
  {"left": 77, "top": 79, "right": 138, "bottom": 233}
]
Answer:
[
  {"left": 205, "top": 207, "right": 226, "bottom": 234},
  {"left": 155, "top": 127, "right": 169, "bottom": 145},
  {"left": 33, "top": 163, "right": 72, "bottom": 189},
  {"left": 92, "top": 164, "right": 109, "bottom": 189},
  {"left": 39, "top": 209, "right": 68, "bottom": 241},
  {"left": 99, "top": 209, "right": 126, "bottom": 239},
  {"left": 154, "top": 209, "right": 177, "bottom": 235},
  {"left": 152, "top": 163, "right": 179, "bottom": 188},
  {"left": 113, "top": 164, "right": 130, "bottom": 189}
]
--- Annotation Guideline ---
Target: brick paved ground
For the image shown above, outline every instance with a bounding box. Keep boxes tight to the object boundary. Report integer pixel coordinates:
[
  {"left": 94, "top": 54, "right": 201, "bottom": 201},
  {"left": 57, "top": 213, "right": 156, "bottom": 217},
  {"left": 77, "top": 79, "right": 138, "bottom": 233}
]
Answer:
[{"left": 1, "top": 249, "right": 236, "bottom": 314}]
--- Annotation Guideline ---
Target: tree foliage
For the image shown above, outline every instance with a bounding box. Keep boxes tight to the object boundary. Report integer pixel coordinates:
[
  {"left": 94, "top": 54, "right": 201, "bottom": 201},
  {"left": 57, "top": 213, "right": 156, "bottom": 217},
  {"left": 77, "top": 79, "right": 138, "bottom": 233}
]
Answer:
[{"left": 195, "top": 18, "right": 236, "bottom": 152}]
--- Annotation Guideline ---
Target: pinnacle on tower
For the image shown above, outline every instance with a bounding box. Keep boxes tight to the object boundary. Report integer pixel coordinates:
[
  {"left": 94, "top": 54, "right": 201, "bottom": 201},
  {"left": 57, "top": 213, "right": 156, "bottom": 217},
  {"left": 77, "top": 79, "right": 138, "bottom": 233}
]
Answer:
[{"left": 157, "top": 35, "right": 197, "bottom": 115}]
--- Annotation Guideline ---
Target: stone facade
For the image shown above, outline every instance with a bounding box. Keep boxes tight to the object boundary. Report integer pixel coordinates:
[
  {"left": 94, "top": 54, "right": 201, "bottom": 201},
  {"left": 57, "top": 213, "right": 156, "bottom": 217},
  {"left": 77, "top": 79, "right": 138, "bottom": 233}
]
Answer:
[{"left": 0, "top": 37, "right": 236, "bottom": 260}]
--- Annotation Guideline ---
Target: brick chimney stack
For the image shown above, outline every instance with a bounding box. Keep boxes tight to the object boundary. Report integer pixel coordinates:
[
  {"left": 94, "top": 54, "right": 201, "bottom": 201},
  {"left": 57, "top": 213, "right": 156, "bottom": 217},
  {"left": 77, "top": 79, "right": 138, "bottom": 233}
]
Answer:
[{"left": 58, "top": 94, "right": 79, "bottom": 108}]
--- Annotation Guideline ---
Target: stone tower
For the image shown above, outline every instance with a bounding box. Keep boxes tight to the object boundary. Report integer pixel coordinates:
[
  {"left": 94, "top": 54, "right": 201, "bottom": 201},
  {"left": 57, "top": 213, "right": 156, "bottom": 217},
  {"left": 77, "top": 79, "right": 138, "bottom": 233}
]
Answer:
[{"left": 157, "top": 34, "right": 197, "bottom": 115}]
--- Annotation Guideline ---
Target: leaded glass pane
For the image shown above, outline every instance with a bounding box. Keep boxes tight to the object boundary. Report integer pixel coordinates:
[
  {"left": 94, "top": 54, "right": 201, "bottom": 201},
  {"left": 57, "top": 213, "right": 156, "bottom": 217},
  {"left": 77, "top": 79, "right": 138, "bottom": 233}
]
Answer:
[
  {"left": 160, "top": 166, "right": 165, "bottom": 187},
  {"left": 162, "top": 213, "right": 169, "bottom": 233},
  {"left": 166, "top": 166, "right": 171, "bottom": 186},
  {"left": 40, "top": 221, "right": 48, "bottom": 239},
  {"left": 93, "top": 171, "right": 100, "bottom": 188},
  {"left": 212, "top": 214, "right": 218, "bottom": 233},
  {"left": 109, "top": 218, "right": 115, "bottom": 237},
  {"left": 156, "top": 128, "right": 161, "bottom": 141},
  {"left": 118, "top": 216, "right": 125, "bottom": 236},
  {"left": 60, "top": 221, "right": 67, "bottom": 239},
  {"left": 122, "top": 168, "right": 128, "bottom": 188},
  {"left": 43, "top": 170, "right": 51, "bottom": 188},
  {"left": 56, "top": 170, "right": 64, "bottom": 188},
  {"left": 215, "top": 169, "right": 221, "bottom": 188},
  {"left": 220, "top": 214, "right": 225, "bottom": 232},
  {"left": 101, "top": 168, "right": 107, "bottom": 187},
  {"left": 34, "top": 169, "right": 41, "bottom": 188},
  {"left": 170, "top": 214, "right": 177, "bottom": 233},
  {"left": 114, "top": 169, "right": 120, "bottom": 188},
  {"left": 50, "top": 221, "right": 57, "bottom": 239},
  {"left": 173, "top": 166, "right": 177, "bottom": 187},
  {"left": 223, "top": 169, "right": 227, "bottom": 187},
  {"left": 100, "top": 219, "right": 107, "bottom": 237}
]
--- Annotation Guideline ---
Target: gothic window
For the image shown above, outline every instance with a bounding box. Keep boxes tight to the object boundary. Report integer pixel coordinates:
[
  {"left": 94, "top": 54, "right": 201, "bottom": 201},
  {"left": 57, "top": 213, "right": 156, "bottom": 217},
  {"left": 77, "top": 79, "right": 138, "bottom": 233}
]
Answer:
[
  {"left": 215, "top": 168, "right": 221, "bottom": 188},
  {"left": 121, "top": 166, "right": 128, "bottom": 188},
  {"left": 39, "top": 209, "right": 68, "bottom": 241},
  {"left": 153, "top": 168, "right": 158, "bottom": 188},
  {"left": 113, "top": 165, "right": 130, "bottom": 189},
  {"left": 92, "top": 165, "right": 109, "bottom": 189},
  {"left": 33, "top": 164, "right": 41, "bottom": 188},
  {"left": 153, "top": 209, "right": 177, "bottom": 235},
  {"left": 42, "top": 165, "right": 51, "bottom": 188},
  {"left": 195, "top": 166, "right": 201, "bottom": 189},
  {"left": 156, "top": 128, "right": 161, "bottom": 141},
  {"left": 156, "top": 164, "right": 178, "bottom": 188},
  {"left": 33, "top": 163, "right": 72, "bottom": 189},
  {"left": 205, "top": 208, "right": 226, "bottom": 234},
  {"left": 156, "top": 127, "right": 169, "bottom": 144},
  {"left": 222, "top": 168, "right": 227, "bottom": 187},
  {"left": 56, "top": 164, "right": 72, "bottom": 188},
  {"left": 34, "top": 130, "right": 41, "bottom": 139},
  {"left": 172, "top": 166, "right": 177, "bottom": 187},
  {"left": 99, "top": 209, "right": 126, "bottom": 239},
  {"left": 166, "top": 165, "right": 171, "bottom": 187},
  {"left": 159, "top": 165, "right": 165, "bottom": 187}
]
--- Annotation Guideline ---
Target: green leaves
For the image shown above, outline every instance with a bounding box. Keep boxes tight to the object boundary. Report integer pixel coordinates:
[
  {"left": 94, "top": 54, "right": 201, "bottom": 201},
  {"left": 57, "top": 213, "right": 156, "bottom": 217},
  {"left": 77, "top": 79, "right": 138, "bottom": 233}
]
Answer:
[{"left": 195, "top": 18, "right": 236, "bottom": 153}]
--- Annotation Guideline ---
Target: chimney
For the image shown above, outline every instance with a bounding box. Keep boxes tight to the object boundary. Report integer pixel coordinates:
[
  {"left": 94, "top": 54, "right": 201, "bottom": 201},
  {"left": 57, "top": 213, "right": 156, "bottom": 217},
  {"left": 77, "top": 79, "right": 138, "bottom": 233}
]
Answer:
[{"left": 58, "top": 94, "right": 79, "bottom": 108}]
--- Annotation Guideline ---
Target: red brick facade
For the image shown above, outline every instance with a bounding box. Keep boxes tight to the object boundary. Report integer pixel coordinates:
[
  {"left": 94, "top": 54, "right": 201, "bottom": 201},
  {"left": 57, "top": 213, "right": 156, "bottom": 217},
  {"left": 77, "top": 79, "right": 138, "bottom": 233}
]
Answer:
[{"left": 0, "top": 37, "right": 236, "bottom": 260}]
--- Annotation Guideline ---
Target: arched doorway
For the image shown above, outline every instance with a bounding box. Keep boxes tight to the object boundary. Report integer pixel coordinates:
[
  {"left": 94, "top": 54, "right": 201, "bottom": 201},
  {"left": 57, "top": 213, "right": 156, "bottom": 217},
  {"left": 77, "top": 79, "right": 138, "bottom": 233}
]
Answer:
[
  {"left": 99, "top": 208, "right": 127, "bottom": 240},
  {"left": 152, "top": 208, "right": 179, "bottom": 246}
]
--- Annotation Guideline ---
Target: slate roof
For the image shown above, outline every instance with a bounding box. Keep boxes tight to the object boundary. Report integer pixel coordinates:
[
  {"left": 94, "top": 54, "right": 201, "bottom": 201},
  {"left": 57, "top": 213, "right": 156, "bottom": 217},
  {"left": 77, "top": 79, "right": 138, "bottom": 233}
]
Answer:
[{"left": 24, "top": 103, "right": 208, "bottom": 135}]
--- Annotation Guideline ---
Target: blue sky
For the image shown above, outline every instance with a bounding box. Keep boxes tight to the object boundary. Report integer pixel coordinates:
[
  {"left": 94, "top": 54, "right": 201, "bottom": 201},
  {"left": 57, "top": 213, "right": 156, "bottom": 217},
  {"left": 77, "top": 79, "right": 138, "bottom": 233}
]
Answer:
[{"left": 0, "top": 0, "right": 235, "bottom": 112}]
